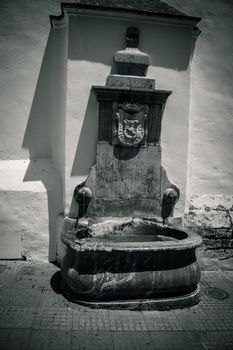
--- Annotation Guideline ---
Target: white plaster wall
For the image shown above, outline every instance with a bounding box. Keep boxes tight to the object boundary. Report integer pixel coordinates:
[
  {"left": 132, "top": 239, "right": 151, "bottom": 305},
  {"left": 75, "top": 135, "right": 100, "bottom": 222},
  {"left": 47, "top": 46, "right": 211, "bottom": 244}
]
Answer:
[
  {"left": 0, "top": 0, "right": 62, "bottom": 159},
  {"left": 0, "top": 0, "right": 67, "bottom": 260},
  {"left": 0, "top": 159, "right": 62, "bottom": 261},
  {"left": 166, "top": 0, "right": 233, "bottom": 198}
]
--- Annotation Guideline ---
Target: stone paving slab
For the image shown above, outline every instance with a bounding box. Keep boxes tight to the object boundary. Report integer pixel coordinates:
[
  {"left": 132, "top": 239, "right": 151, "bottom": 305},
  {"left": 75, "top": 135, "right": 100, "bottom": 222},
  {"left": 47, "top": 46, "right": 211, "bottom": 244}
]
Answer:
[{"left": 0, "top": 248, "right": 233, "bottom": 349}]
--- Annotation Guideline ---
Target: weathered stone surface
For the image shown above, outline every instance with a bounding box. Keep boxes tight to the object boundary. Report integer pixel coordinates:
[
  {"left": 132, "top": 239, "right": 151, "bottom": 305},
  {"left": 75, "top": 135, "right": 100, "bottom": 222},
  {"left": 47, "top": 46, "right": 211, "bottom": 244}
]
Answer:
[
  {"left": 96, "top": 143, "right": 161, "bottom": 199},
  {"left": 114, "top": 47, "right": 150, "bottom": 76},
  {"left": 106, "top": 75, "right": 155, "bottom": 89},
  {"left": 203, "top": 237, "right": 233, "bottom": 249},
  {"left": 189, "top": 195, "right": 233, "bottom": 211},
  {"left": 85, "top": 79, "right": 178, "bottom": 218},
  {"left": 202, "top": 228, "right": 232, "bottom": 239},
  {"left": 186, "top": 210, "right": 231, "bottom": 229},
  {"left": 85, "top": 142, "right": 176, "bottom": 218},
  {"left": 185, "top": 195, "right": 233, "bottom": 248},
  {"left": 191, "top": 228, "right": 232, "bottom": 240},
  {"left": 61, "top": 218, "right": 201, "bottom": 303}
]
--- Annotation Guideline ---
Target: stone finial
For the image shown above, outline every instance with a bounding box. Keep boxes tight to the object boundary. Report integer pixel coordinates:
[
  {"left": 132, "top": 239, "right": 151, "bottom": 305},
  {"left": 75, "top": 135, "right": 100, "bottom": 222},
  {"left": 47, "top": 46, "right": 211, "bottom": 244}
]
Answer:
[
  {"left": 126, "top": 27, "right": 139, "bottom": 48},
  {"left": 113, "top": 27, "right": 150, "bottom": 77}
]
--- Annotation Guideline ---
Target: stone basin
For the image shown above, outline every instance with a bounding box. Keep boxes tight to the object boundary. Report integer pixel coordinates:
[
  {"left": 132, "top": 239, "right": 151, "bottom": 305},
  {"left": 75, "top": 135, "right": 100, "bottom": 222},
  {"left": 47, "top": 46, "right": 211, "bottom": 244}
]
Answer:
[{"left": 60, "top": 218, "right": 202, "bottom": 309}]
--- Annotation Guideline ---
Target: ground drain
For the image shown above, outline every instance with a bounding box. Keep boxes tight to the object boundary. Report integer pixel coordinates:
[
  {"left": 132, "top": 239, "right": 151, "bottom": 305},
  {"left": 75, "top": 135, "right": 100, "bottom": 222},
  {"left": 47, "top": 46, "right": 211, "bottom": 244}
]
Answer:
[{"left": 204, "top": 287, "right": 229, "bottom": 300}]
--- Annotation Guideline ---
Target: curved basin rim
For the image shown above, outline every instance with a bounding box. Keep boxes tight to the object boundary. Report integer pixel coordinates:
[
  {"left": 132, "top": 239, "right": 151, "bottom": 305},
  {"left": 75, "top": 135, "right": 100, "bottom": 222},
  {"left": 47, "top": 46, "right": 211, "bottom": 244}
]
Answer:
[{"left": 63, "top": 231, "right": 202, "bottom": 252}]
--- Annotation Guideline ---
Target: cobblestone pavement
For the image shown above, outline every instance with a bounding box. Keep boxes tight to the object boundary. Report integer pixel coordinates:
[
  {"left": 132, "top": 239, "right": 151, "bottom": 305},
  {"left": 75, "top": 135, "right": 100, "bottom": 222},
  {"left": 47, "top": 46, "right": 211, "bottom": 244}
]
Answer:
[{"left": 1, "top": 247, "right": 233, "bottom": 349}]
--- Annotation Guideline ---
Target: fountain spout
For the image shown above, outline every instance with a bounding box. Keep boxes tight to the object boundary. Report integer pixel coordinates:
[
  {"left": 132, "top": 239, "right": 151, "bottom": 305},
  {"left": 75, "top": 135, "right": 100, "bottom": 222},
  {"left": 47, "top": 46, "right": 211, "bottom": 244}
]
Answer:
[
  {"left": 74, "top": 185, "right": 92, "bottom": 227},
  {"left": 161, "top": 187, "right": 179, "bottom": 225}
]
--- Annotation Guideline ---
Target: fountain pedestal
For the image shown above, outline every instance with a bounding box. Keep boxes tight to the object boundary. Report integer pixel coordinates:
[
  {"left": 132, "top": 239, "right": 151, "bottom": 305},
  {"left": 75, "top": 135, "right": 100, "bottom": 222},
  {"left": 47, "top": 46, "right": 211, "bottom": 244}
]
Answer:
[
  {"left": 86, "top": 84, "right": 175, "bottom": 219},
  {"left": 60, "top": 27, "right": 202, "bottom": 309}
]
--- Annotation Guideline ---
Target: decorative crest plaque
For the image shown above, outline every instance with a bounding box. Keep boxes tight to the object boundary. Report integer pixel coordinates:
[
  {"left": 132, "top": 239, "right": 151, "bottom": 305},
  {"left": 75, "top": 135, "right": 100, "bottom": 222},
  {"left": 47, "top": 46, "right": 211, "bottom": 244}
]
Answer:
[{"left": 112, "top": 102, "right": 149, "bottom": 147}]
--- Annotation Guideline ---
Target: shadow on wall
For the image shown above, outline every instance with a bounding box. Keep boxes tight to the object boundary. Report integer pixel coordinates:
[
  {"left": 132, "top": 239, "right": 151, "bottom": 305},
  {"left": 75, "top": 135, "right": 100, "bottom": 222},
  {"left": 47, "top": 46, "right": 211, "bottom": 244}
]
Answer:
[
  {"left": 68, "top": 90, "right": 98, "bottom": 217},
  {"left": 22, "top": 27, "right": 64, "bottom": 261},
  {"left": 22, "top": 29, "right": 53, "bottom": 159},
  {"left": 71, "top": 90, "right": 98, "bottom": 178},
  {"left": 68, "top": 16, "right": 115, "bottom": 67},
  {"left": 68, "top": 15, "right": 195, "bottom": 71}
]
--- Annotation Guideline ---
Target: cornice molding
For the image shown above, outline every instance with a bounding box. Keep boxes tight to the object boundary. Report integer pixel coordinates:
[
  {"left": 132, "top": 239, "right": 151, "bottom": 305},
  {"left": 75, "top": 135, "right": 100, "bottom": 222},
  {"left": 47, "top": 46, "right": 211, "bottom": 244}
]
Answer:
[
  {"left": 192, "top": 26, "right": 202, "bottom": 39},
  {"left": 50, "top": 3, "right": 201, "bottom": 30},
  {"left": 92, "top": 86, "right": 172, "bottom": 104}
]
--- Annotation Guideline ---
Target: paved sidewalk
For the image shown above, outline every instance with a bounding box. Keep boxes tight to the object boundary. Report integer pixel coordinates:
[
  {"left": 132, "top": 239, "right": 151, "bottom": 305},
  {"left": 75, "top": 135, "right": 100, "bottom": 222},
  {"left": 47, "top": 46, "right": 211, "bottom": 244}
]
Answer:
[{"left": 1, "top": 247, "right": 233, "bottom": 349}]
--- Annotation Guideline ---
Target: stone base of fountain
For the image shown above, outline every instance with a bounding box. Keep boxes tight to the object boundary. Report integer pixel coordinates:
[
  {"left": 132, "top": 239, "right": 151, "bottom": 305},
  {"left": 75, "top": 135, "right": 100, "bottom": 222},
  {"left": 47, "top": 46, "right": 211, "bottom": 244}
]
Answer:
[
  {"left": 67, "top": 287, "right": 200, "bottom": 311},
  {"left": 60, "top": 218, "right": 202, "bottom": 310}
]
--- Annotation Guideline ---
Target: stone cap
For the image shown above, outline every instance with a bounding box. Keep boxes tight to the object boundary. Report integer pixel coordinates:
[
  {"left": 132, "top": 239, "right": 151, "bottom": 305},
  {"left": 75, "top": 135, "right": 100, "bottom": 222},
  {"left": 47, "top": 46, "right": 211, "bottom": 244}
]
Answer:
[
  {"left": 106, "top": 75, "right": 155, "bottom": 89},
  {"left": 92, "top": 85, "right": 172, "bottom": 104},
  {"left": 114, "top": 26, "right": 150, "bottom": 76}
]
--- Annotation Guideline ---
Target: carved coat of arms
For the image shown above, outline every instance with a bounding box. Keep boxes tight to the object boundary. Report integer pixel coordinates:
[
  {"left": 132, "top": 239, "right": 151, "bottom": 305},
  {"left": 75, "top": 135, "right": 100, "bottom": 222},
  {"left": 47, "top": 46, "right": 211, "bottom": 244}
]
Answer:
[{"left": 112, "top": 102, "right": 149, "bottom": 147}]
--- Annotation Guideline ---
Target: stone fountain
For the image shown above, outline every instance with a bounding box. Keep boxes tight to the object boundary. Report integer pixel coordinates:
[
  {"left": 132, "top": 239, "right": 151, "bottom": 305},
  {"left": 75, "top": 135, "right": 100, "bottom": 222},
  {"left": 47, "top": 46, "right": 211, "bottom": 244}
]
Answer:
[{"left": 60, "top": 27, "right": 202, "bottom": 310}]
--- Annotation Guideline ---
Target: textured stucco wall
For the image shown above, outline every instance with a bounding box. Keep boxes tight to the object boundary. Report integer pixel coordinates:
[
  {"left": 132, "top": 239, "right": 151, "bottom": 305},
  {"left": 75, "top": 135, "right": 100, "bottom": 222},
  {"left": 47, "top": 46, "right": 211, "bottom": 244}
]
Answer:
[
  {"left": 165, "top": 0, "right": 233, "bottom": 244},
  {"left": 166, "top": 0, "right": 233, "bottom": 197}
]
